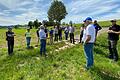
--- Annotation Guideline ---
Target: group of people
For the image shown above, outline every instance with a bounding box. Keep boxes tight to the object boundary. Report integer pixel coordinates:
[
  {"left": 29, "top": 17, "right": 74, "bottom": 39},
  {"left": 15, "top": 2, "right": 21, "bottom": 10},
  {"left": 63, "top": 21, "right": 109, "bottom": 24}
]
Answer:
[
  {"left": 5, "top": 17, "right": 120, "bottom": 70},
  {"left": 81, "top": 17, "right": 120, "bottom": 70},
  {"left": 5, "top": 24, "right": 75, "bottom": 56}
]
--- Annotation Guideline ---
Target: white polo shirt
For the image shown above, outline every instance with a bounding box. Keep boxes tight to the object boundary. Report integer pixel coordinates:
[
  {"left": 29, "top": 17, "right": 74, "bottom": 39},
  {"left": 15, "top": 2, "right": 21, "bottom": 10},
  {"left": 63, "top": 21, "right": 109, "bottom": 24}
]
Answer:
[{"left": 82, "top": 24, "right": 96, "bottom": 43}]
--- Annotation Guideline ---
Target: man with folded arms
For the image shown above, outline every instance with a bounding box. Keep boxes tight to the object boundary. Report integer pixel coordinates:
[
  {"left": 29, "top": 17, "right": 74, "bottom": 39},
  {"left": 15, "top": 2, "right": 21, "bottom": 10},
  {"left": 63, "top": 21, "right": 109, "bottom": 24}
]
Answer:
[{"left": 107, "top": 19, "right": 120, "bottom": 62}]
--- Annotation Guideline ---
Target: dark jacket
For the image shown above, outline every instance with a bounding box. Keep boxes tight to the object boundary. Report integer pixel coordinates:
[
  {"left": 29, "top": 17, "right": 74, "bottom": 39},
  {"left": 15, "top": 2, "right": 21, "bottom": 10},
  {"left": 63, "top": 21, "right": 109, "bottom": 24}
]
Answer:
[{"left": 108, "top": 24, "right": 120, "bottom": 41}]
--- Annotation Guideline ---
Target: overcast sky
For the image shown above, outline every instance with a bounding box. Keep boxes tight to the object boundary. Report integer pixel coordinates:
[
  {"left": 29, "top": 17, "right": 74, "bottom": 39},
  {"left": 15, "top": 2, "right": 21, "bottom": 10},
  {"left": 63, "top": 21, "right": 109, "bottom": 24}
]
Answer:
[{"left": 0, "top": 0, "right": 120, "bottom": 25}]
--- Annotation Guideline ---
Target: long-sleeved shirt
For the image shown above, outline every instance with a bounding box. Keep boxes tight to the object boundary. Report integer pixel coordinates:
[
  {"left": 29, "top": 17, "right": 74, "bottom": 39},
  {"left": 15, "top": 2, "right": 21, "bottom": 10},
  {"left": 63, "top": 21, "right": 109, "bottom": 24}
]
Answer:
[
  {"left": 69, "top": 26, "right": 75, "bottom": 33},
  {"left": 39, "top": 29, "right": 46, "bottom": 40}
]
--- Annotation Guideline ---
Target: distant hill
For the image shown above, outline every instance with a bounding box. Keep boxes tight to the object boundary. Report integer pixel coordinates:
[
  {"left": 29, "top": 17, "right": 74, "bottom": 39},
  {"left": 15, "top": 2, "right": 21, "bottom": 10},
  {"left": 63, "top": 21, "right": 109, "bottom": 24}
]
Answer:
[
  {"left": 75, "top": 19, "right": 120, "bottom": 27},
  {"left": 98, "top": 19, "right": 120, "bottom": 27}
]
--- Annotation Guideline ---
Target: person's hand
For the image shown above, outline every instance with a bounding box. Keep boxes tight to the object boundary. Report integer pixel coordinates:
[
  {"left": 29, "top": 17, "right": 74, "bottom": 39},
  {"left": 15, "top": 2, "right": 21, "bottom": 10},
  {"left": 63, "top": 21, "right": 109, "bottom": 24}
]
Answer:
[
  {"left": 83, "top": 42, "right": 86, "bottom": 45},
  {"left": 107, "top": 30, "right": 113, "bottom": 33},
  {"left": 13, "top": 34, "right": 16, "bottom": 36}
]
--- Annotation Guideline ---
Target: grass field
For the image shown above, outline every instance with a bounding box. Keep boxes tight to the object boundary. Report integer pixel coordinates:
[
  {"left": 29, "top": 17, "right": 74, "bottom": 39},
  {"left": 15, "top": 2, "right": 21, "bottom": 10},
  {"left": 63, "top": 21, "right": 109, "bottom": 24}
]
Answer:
[
  {"left": 75, "top": 19, "right": 120, "bottom": 27},
  {"left": 0, "top": 25, "right": 120, "bottom": 80}
]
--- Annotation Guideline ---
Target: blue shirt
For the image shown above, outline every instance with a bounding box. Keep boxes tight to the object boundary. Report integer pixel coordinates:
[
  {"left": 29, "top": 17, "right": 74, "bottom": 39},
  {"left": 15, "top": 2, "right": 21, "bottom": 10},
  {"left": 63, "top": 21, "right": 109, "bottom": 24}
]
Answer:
[
  {"left": 39, "top": 29, "right": 46, "bottom": 40},
  {"left": 49, "top": 30, "right": 54, "bottom": 35}
]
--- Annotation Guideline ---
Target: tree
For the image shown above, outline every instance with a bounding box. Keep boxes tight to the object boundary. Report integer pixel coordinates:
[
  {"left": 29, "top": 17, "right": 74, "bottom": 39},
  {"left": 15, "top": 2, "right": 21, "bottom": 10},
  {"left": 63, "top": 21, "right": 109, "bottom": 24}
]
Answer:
[
  {"left": 69, "top": 21, "right": 73, "bottom": 26},
  {"left": 28, "top": 21, "right": 33, "bottom": 29},
  {"left": 47, "top": 0, "right": 67, "bottom": 26},
  {"left": 34, "top": 19, "right": 40, "bottom": 29},
  {"left": 42, "top": 20, "right": 48, "bottom": 26},
  {"left": 62, "top": 22, "right": 66, "bottom": 25}
]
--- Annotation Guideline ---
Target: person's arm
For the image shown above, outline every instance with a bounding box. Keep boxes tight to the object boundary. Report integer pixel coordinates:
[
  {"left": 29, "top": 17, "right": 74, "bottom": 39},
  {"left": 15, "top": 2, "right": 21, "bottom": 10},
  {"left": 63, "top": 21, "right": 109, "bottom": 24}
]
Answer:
[
  {"left": 6, "top": 32, "right": 8, "bottom": 37},
  {"left": 73, "top": 27, "right": 75, "bottom": 32},
  {"left": 12, "top": 32, "right": 16, "bottom": 36},
  {"left": 84, "top": 35, "right": 91, "bottom": 43},
  {"left": 97, "top": 24, "right": 102, "bottom": 30},
  {"left": 107, "top": 30, "right": 113, "bottom": 33},
  {"left": 25, "top": 32, "right": 26, "bottom": 37},
  {"left": 107, "top": 27, "right": 112, "bottom": 33},
  {"left": 110, "top": 30, "right": 120, "bottom": 34},
  {"left": 6, "top": 32, "right": 8, "bottom": 40},
  {"left": 43, "top": 32, "right": 46, "bottom": 39},
  {"left": 84, "top": 26, "right": 92, "bottom": 43}
]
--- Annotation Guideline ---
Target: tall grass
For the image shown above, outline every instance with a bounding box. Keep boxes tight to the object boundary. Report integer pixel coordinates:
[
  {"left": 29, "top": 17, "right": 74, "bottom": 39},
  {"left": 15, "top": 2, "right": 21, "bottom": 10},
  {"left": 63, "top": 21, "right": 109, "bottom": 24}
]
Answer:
[{"left": 0, "top": 27, "right": 120, "bottom": 80}]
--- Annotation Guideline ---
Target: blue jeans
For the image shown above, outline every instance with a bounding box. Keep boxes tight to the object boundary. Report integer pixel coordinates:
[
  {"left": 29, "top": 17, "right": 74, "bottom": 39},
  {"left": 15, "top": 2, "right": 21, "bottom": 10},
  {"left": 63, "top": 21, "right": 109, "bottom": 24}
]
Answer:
[
  {"left": 40, "top": 39, "right": 46, "bottom": 55},
  {"left": 65, "top": 33, "right": 68, "bottom": 40},
  {"left": 83, "top": 43, "right": 94, "bottom": 68},
  {"left": 26, "top": 37, "right": 31, "bottom": 48}
]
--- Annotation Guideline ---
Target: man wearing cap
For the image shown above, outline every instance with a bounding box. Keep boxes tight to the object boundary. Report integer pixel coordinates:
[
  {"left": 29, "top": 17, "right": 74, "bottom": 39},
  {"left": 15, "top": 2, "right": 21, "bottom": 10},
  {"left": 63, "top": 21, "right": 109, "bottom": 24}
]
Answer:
[
  {"left": 6, "top": 27, "right": 15, "bottom": 55},
  {"left": 39, "top": 25, "right": 47, "bottom": 57},
  {"left": 82, "top": 17, "right": 96, "bottom": 69},
  {"left": 107, "top": 19, "right": 120, "bottom": 61},
  {"left": 93, "top": 20, "right": 102, "bottom": 38},
  {"left": 69, "top": 24, "right": 75, "bottom": 44}
]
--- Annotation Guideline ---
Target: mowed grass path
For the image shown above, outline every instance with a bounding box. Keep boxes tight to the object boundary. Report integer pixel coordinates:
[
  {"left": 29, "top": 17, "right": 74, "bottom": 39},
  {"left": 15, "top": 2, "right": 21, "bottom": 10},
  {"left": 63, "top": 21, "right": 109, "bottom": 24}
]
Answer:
[{"left": 0, "top": 28, "right": 120, "bottom": 80}]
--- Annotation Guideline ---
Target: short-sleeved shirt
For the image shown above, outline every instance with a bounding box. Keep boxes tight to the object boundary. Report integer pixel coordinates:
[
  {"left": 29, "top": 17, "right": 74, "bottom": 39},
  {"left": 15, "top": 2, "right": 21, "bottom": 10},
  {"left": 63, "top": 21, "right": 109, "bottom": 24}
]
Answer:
[
  {"left": 54, "top": 28, "right": 58, "bottom": 34},
  {"left": 39, "top": 29, "right": 46, "bottom": 40},
  {"left": 25, "top": 32, "right": 31, "bottom": 38},
  {"left": 108, "top": 24, "right": 120, "bottom": 41},
  {"left": 6, "top": 31, "right": 14, "bottom": 41},
  {"left": 69, "top": 26, "right": 75, "bottom": 33},
  {"left": 49, "top": 30, "right": 54, "bottom": 36},
  {"left": 82, "top": 24, "right": 96, "bottom": 43},
  {"left": 64, "top": 27, "right": 69, "bottom": 33}
]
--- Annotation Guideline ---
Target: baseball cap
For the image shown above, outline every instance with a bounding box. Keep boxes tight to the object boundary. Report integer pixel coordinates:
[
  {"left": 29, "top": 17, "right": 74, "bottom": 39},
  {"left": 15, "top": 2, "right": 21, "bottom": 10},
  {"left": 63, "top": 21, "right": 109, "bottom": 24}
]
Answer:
[
  {"left": 111, "top": 19, "right": 116, "bottom": 22},
  {"left": 84, "top": 17, "right": 92, "bottom": 22},
  {"left": 40, "top": 25, "right": 45, "bottom": 29},
  {"left": 8, "top": 26, "right": 12, "bottom": 30}
]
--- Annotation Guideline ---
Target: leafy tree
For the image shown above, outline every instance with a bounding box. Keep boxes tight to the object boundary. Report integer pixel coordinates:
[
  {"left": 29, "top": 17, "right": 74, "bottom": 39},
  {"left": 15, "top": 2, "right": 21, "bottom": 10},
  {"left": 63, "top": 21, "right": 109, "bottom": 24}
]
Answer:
[
  {"left": 39, "top": 22, "right": 42, "bottom": 26},
  {"left": 48, "top": 0, "right": 67, "bottom": 26},
  {"left": 69, "top": 21, "right": 73, "bottom": 26},
  {"left": 34, "top": 19, "right": 40, "bottom": 29},
  {"left": 28, "top": 21, "right": 33, "bottom": 29},
  {"left": 42, "top": 20, "right": 48, "bottom": 26},
  {"left": 62, "top": 22, "right": 66, "bottom": 25}
]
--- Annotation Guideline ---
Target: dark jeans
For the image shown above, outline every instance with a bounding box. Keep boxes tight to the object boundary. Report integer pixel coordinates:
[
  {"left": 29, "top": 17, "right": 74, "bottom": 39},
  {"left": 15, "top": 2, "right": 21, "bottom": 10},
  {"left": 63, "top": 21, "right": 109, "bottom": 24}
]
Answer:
[
  {"left": 7, "top": 40, "right": 14, "bottom": 55},
  {"left": 108, "top": 40, "right": 119, "bottom": 61},
  {"left": 84, "top": 43, "right": 94, "bottom": 68},
  {"left": 59, "top": 33, "right": 62, "bottom": 41},
  {"left": 65, "top": 33, "right": 69, "bottom": 40},
  {"left": 70, "top": 33, "right": 75, "bottom": 44},
  {"left": 54, "top": 34, "right": 58, "bottom": 42},
  {"left": 40, "top": 39, "right": 46, "bottom": 55},
  {"left": 80, "top": 30, "right": 83, "bottom": 43},
  {"left": 26, "top": 37, "right": 31, "bottom": 48}
]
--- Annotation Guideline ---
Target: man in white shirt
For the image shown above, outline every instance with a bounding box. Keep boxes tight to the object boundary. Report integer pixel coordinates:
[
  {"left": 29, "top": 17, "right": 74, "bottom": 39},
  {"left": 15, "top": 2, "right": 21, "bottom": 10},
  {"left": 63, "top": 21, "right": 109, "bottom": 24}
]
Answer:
[
  {"left": 39, "top": 25, "right": 47, "bottom": 57},
  {"left": 82, "top": 17, "right": 96, "bottom": 69},
  {"left": 69, "top": 25, "right": 75, "bottom": 44}
]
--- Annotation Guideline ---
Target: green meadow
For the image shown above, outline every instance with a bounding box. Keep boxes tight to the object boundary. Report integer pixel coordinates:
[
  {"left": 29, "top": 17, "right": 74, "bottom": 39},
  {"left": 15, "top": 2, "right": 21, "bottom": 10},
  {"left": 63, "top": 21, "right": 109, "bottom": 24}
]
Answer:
[{"left": 0, "top": 21, "right": 120, "bottom": 80}]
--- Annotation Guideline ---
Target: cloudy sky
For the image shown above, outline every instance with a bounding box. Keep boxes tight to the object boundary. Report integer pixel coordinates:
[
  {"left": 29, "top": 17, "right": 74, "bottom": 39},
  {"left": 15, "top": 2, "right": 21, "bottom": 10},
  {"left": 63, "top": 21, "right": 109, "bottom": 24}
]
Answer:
[{"left": 0, "top": 0, "right": 120, "bottom": 25}]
